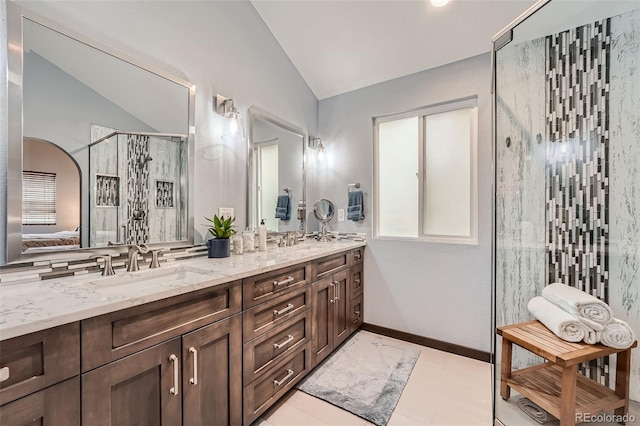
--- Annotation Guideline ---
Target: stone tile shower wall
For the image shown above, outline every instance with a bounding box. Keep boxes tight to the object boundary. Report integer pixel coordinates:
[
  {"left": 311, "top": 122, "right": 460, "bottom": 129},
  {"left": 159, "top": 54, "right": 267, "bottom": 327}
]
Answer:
[
  {"left": 496, "top": 9, "right": 640, "bottom": 400},
  {"left": 126, "top": 134, "right": 150, "bottom": 244},
  {"left": 545, "top": 19, "right": 611, "bottom": 385}
]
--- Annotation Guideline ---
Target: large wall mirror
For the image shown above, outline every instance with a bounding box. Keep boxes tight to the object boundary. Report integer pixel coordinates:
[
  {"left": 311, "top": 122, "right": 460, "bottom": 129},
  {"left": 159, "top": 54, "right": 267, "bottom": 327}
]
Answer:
[
  {"left": 4, "top": 3, "right": 195, "bottom": 263},
  {"left": 248, "top": 107, "right": 306, "bottom": 233}
]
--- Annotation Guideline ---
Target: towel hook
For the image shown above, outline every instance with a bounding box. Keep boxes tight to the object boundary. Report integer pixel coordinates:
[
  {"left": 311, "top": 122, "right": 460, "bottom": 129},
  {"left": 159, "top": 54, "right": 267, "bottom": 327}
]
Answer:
[
  {"left": 347, "top": 183, "right": 361, "bottom": 192},
  {"left": 283, "top": 188, "right": 291, "bottom": 194}
]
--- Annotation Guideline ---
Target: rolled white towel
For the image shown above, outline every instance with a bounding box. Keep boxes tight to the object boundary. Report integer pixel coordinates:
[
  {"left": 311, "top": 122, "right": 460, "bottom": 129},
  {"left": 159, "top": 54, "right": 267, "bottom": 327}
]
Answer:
[
  {"left": 527, "top": 296, "right": 598, "bottom": 343},
  {"left": 601, "top": 319, "right": 636, "bottom": 349},
  {"left": 542, "top": 283, "right": 613, "bottom": 326}
]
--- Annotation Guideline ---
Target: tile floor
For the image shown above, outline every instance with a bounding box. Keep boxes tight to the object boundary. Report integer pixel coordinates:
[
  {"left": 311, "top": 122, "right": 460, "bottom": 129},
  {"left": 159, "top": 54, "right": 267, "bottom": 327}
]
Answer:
[
  {"left": 258, "top": 331, "right": 640, "bottom": 425},
  {"left": 258, "top": 331, "right": 493, "bottom": 426}
]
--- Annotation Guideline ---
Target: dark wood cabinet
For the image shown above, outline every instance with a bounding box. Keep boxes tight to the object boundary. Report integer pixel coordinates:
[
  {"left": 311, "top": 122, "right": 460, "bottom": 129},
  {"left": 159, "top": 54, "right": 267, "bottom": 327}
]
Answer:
[
  {"left": 311, "top": 269, "right": 349, "bottom": 367},
  {"left": 0, "top": 376, "right": 80, "bottom": 426},
  {"left": 0, "top": 323, "right": 79, "bottom": 406},
  {"left": 182, "top": 314, "right": 242, "bottom": 426},
  {"left": 82, "top": 338, "right": 182, "bottom": 426}
]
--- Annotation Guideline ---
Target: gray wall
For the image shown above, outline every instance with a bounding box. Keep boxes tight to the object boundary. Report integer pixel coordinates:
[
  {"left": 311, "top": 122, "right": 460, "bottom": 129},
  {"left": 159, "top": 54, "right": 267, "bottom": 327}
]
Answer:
[
  {"left": 315, "top": 54, "right": 493, "bottom": 352},
  {"left": 14, "top": 0, "right": 318, "bottom": 243}
]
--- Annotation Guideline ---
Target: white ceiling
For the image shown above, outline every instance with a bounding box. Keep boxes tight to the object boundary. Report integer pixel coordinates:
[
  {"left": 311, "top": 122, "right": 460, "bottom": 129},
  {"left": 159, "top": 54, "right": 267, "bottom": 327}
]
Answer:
[{"left": 251, "top": 0, "right": 537, "bottom": 100}]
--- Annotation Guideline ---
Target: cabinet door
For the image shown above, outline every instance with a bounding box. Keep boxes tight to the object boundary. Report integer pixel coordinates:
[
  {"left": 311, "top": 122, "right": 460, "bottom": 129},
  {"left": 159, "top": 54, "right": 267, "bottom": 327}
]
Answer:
[
  {"left": 0, "top": 376, "right": 79, "bottom": 426},
  {"left": 311, "top": 277, "right": 334, "bottom": 367},
  {"left": 332, "top": 270, "right": 350, "bottom": 348},
  {"left": 82, "top": 338, "right": 182, "bottom": 426},
  {"left": 182, "top": 315, "right": 242, "bottom": 426}
]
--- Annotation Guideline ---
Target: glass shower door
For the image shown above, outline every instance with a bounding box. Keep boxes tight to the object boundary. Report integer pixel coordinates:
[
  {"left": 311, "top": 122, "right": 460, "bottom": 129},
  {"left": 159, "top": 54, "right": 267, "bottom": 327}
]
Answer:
[{"left": 493, "top": 1, "right": 640, "bottom": 425}]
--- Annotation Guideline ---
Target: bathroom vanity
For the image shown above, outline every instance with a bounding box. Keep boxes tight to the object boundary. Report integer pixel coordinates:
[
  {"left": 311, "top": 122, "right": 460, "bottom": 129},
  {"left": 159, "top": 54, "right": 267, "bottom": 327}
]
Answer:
[{"left": 0, "top": 242, "right": 365, "bottom": 426}]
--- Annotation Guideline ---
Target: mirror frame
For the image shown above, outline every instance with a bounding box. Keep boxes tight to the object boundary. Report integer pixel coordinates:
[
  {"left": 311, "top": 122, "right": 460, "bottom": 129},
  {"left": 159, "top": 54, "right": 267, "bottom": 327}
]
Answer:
[
  {"left": 4, "top": 2, "right": 196, "bottom": 264},
  {"left": 247, "top": 106, "right": 307, "bottom": 232}
]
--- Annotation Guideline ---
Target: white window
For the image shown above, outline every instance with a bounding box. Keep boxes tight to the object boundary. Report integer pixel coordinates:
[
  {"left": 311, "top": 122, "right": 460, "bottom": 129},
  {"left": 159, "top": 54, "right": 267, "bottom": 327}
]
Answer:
[
  {"left": 374, "top": 98, "right": 478, "bottom": 244},
  {"left": 22, "top": 171, "right": 57, "bottom": 225}
]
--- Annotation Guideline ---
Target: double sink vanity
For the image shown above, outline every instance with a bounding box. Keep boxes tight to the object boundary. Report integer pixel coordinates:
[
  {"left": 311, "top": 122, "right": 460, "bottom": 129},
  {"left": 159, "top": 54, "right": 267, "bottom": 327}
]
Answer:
[{"left": 0, "top": 241, "right": 365, "bottom": 425}]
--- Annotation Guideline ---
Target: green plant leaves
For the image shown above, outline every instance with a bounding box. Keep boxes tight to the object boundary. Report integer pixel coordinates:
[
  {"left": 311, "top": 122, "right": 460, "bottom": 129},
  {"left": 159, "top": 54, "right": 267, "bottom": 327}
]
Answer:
[{"left": 204, "top": 214, "right": 237, "bottom": 239}]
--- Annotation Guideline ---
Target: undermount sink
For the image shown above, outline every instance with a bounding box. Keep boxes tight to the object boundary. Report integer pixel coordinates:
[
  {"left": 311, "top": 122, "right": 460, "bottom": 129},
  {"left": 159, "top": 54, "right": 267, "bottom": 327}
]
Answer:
[{"left": 84, "top": 265, "right": 209, "bottom": 296}]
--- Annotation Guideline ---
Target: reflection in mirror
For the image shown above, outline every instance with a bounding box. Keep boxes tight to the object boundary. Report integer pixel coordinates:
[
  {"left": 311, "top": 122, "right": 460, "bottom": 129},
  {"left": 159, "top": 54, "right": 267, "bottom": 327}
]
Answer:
[
  {"left": 313, "top": 199, "right": 334, "bottom": 242},
  {"left": 5, "top": 6, "right": 195, "bottom": 262},
  {"left": 248, "top": 107, "right": 306, "bottom": 233},
  {"left": 89, "top": 127, "right": 188, "bottom": 247}
]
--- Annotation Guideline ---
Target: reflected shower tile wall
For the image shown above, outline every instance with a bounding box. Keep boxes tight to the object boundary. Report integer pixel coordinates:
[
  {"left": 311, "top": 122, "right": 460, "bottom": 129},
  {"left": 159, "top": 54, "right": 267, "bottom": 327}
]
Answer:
[
  {"left": 609, "top": 8, "right": 640, "bottom": 401},
  {"left": 126, "top": 134, "right": 150, "bottom": 244},
  {"left": 90, "top": 124, "right": 119, "bottom": 246},
  {"left": 148, "top": 136, "right": 181, "bottom": 243},
  {"left": 495, "top": 37, "right": 547, "bottom": 369}
]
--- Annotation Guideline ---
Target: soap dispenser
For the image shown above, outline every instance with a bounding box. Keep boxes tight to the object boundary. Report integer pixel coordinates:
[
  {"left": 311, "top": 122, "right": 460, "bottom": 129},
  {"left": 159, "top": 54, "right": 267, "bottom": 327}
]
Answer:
[{"left": 258, "top": 219, "right": 267, "bottom": 252}]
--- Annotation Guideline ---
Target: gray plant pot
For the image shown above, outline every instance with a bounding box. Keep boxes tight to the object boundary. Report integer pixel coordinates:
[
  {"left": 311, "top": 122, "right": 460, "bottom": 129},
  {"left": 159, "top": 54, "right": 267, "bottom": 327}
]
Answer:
[{"left": 207, "top": 238, "right": 230, "bottom": 258}]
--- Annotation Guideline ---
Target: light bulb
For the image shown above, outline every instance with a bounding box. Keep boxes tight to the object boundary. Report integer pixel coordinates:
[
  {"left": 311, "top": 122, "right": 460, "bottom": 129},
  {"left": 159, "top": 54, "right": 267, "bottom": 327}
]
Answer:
[
  {"left": 430, "top": 0, "right": 450, "bottom": 7},
  {"left": 229, "top": 117, "right": 238, "bottom": 136},
  {"left": 317, "top": 147, "right": 325, "bottom": 162}
]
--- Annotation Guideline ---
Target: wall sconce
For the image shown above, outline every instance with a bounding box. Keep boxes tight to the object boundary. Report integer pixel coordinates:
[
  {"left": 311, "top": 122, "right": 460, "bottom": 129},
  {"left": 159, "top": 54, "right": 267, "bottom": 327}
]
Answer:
[
  {"left": 308, "top": 137, "right": 325, "bottom": 162},
  {"left": 214, "top": 94, "right": 244, "bottom": 141}
]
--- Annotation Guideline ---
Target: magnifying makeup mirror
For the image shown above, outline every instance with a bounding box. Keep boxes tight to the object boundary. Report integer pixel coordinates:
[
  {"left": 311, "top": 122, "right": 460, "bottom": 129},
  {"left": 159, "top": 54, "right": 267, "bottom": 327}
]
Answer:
[{"left": 313, "top": 199, "right": 334, "bottom": 242}]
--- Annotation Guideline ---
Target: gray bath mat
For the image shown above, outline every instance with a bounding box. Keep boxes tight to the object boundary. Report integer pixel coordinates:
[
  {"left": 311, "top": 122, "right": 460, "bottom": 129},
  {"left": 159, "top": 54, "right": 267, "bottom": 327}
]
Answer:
[
  {"left": 297, "top": 331, "right": 420, "bottom": 426},
  {"left": 518, "top": 397, "right": 555, "bottom": 424}
]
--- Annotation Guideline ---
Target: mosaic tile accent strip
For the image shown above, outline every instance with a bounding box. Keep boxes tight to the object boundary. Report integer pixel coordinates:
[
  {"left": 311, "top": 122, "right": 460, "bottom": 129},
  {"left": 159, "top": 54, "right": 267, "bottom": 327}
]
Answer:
[
  {"left": 156, "top": 180, "right": 175, "bottom": 208},
  {"left": 127, "top": 135, "right": 150, "bottom": 244},
  {"left": 95, "top": 174, "right": 120, "bottom": 207},
  {"left": 545, "top": 18, "right": 611, "bottom": 386},
  {"left": 0, "top": 245, "right": 209, "bottom": 284}
]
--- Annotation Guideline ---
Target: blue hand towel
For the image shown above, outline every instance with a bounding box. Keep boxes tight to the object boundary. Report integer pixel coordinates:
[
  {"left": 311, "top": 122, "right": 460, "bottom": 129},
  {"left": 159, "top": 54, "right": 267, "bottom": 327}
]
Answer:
[
  {"left": 347, "top": 190, "right": 364, "bottom": 221},
  {"left": 275, "top": 195, "right": 291, "bottom": 220}
]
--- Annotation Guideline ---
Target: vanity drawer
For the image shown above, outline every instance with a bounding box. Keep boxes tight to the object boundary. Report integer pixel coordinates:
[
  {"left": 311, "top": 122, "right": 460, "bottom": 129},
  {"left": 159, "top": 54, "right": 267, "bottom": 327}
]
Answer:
[
  {"left": 243, "top": 264, "right": 310, "bottom": 309},
  {"left": 350, "top": 263, "right": 363, "bottom": 299},
  {"left": 350, "top": 294, "right": 364, "bottom": 333},
  {"left": 243, "top": 310, "right": 310, "bottom": 384},
  {"left": 312, "top": 252, "right": 349, "bottom": 281},
  {"left": 0, "top": 376, "right": 80, "bottom": 425},
  {"left": 243, "top": 343, "right": 311, "bottom": 425},
  {"left": 0, "top": 322, "right": 79, "bottom": 406},
  {"left": 243, "top": 286, "right": 311, "bottom": 343},
  {"left": 350, "top": 247, "right": 364, "bottom": 265},
  {"left": 82, "top": 280, "right": 241, "bottom": 372}
]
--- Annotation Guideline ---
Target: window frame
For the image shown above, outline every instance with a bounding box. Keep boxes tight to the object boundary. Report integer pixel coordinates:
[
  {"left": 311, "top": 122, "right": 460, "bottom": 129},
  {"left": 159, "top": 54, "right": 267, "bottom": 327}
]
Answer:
[
  {"left": 22, "top": 170, "right": 57, "bottom": 226},
  {"left": 373, "top": 97, "right": 478, "bottom": 244}
]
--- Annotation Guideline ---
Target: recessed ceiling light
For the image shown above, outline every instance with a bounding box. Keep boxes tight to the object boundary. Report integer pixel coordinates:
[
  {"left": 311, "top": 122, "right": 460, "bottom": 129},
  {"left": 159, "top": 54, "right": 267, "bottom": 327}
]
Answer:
[{"left": 430, "top": 0, "right": 450, "bottom": 7}]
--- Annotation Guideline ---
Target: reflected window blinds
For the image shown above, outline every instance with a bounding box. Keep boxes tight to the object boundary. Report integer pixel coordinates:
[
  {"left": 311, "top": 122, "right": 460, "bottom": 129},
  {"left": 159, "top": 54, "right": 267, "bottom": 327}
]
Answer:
[{"left": 22, "top": 171, "right": 57, "bottom": 225}]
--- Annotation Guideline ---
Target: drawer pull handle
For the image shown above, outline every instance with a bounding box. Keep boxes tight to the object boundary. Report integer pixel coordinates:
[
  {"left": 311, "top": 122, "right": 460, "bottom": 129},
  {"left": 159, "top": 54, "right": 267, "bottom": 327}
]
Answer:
[
  {"left": 329, "top": 283, "right": 335, "bottom": 303},
  {"left": 355, "top": 310, "right": 361, "bottom": 319},
  {"left": 333, "top": 281, "right": 340, "bottom": 301},
  {"left": 189, "top": 347, "right": 198, "bottom": 385},
  {"left": 354, "top": 278, "right": 361, "bottom": 285},
  {"left": 274, "top": 334, "right": 294, "bottom": 349},
  {"left": 355, "top": 252, "right": 361, "bottom": 259},
  {"left": 274, "top": 276, "right": 294, "bottom": 287},
  {"left": 169, "top": 354, "right": 179, "bottom": 395},
  {"left": 0, "top": 367, "right": 9, "bottom": 382},
  {"left": 273, "top": 369, "right": 294, "bottom": 387},
  {"left": 274, "top": 303, "right": 295, "bottom": 316}
]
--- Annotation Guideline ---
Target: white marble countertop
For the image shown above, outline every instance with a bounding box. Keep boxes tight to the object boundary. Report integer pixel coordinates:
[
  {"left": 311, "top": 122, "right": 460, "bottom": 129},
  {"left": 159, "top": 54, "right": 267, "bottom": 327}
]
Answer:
[{"left": 0, "top": 240, "right": 365, "bottom": 341}]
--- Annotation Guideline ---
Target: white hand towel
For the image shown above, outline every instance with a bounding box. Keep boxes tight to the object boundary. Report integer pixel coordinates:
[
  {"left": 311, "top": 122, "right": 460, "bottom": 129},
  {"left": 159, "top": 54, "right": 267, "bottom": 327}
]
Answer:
[
  {"left": 542, "top": 283, "right": 613, "bottom": 326},
  {"left": 527, "top": 296, "right": 597, "bottom": 343},
  {"left": 601, "top": 319, "right": 636, "bottom": 349}
]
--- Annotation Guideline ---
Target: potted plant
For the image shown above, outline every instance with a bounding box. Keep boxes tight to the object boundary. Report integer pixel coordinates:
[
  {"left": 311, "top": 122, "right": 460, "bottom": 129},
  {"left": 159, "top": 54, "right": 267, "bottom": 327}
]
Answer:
[{"left": 204, "top": 214, "right": 236, "bottom": 258}]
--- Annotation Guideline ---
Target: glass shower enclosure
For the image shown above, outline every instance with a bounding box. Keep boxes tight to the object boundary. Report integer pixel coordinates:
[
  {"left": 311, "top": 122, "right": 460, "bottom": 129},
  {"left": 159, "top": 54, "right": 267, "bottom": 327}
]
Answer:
[{"left": 493, "top": 0, "right": 640, "bottom": 425}]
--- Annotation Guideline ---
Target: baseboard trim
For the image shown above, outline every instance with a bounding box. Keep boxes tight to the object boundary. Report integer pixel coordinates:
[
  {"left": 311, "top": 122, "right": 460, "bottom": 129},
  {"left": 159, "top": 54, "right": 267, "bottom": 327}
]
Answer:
[{"left": 361, "top": 323, "right": 491, "bottom": 363}]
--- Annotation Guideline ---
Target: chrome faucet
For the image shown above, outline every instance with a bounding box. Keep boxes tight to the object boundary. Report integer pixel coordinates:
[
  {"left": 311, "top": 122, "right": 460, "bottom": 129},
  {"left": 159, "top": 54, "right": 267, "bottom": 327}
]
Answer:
[{"left": 127, "top": 244, "right": 149, "bottom": 272}]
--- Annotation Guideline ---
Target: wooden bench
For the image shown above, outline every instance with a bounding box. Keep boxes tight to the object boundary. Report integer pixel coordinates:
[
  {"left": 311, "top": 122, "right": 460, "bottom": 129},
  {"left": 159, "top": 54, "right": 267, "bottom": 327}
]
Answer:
[{"left": 498, "top": 320, "right": 637, "bottom": 426}]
